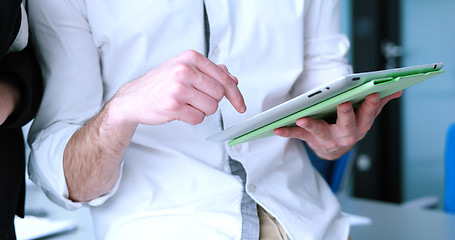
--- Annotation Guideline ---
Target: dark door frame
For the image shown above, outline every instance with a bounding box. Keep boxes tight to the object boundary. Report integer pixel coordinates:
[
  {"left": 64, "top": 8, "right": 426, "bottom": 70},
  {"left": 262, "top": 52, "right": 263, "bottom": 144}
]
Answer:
[{"left": 351, "top": 0, "right": 402, "bottom": 203}]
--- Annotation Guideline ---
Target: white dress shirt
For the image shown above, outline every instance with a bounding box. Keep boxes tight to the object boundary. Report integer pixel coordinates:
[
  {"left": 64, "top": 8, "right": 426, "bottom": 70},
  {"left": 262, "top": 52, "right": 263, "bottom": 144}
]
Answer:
[
  {"left": 28, "top": 0, "right": 352, "bottom": 239},
  {"left": 7, "top": 2, "right": 28, "bottom": 54}
]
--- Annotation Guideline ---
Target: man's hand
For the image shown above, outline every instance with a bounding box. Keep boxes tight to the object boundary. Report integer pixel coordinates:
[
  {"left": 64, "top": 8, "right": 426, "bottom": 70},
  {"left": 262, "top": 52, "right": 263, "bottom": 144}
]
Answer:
[
  {"left": 273, "top": 91, "right": 402, "bottom": 160},
  {"left": 109, "top": 50, "right": 246, "bottom": 128},
  {"left": 0, "top": 79, "right": 20, "bottom": 125},
  {"left": 64, "top": 50, "right": 246, "bottom": 202}
]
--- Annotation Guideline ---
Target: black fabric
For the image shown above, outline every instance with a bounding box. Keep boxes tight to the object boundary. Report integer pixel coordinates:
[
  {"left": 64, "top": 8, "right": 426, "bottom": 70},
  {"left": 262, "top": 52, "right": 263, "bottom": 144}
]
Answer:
[
  {"left": 0, "top": 0, "right": 43, "bottom": 239},
  {"left": 203, "top": 3, "right": 210, "bottom": 57},
  {"left": 0, "top": 47, "right": 43, "bottom": 128},
  {"left": 0, "top": 0, "right": 22, "bottom": 58},
  {"left": 0, "top": 129, "right": 26, "bottom": 240}
]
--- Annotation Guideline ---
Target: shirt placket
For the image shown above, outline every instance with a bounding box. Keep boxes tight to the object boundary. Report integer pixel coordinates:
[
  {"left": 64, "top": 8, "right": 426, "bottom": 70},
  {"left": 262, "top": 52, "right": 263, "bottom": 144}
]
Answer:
[{"left": 204, "top": 0, "right": 230, "bottom": 63}]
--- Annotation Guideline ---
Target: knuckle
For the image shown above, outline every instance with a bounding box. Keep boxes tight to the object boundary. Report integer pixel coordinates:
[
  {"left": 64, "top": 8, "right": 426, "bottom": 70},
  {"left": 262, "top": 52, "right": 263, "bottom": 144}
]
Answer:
[
  {"left": 206, "top": 101, "right": 219, "bottom": 116},
  {"left": 171, "top": 62, "right": 194, "bottom": 78},
  {"left": 342, "top": 121, "right": 356, "bottom": 131},
  {"left": 181, "top": 49, "right": 201, "bottom": 60},
  {"left": 213, "top": 85, "right": 225, "bottom": 101},
  {"left": 160, "top": 94, "right": 184, "bottom": 113},
  {"left": 220, "top": 73, "right": 231, "bottom": 85},
  {"left": 218, "top": 64, "right": 228, "bottom": 72},
  {"left": 163, "top": 99, "right": 181, "bottom": 112},
  {"left": 169, "top": 80, "right": 187, "bottom": 96}
]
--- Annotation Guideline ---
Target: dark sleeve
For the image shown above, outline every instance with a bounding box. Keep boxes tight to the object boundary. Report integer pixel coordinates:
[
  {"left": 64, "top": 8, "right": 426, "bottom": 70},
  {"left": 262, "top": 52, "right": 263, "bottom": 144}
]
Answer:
[
  {"left": 0, "top": 46, "right": 43, "bottom": 128},
  {"left": 0, "top": 0, "right": 22, "bottom": 58}
]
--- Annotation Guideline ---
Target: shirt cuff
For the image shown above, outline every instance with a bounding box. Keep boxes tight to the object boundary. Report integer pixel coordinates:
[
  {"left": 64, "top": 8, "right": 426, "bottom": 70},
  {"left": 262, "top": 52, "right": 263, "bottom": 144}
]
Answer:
[{"left": 28, "top": 123, "right": 123, "bottom": 210}]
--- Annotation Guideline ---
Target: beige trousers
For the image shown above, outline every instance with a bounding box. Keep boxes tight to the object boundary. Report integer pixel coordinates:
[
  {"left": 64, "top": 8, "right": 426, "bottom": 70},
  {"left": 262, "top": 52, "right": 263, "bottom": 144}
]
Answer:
[
  {"left": 258, "top": 206, "right": 290, "bottom": 240},
  {"left": 258, "top": 206, "right": 351, "bottom": 240}
]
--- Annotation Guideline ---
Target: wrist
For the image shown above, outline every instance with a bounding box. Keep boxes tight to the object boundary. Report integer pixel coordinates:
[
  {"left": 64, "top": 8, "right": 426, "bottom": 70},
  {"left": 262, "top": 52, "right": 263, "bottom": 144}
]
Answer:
[{"left": 102, "top": 96, "right": 138, "bottom": 133}]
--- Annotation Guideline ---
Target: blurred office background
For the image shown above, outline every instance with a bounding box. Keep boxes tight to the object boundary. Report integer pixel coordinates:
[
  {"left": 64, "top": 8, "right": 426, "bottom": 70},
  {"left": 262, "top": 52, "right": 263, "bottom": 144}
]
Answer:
[{"left": 342, "top": 0, "right": 455, "bottom": 206}]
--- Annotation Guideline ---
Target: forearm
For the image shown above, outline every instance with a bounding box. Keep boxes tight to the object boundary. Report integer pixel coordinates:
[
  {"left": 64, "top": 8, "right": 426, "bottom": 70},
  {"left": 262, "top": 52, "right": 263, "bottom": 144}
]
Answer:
[{"left": 63, "top": 98, "right": 138, "bottom": 202}]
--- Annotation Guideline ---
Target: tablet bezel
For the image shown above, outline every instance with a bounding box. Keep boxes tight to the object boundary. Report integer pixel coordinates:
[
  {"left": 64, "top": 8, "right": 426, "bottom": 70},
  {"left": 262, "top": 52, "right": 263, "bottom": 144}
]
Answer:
[{"left": 206, "top": 62, "right": 444, "bottom": 142}]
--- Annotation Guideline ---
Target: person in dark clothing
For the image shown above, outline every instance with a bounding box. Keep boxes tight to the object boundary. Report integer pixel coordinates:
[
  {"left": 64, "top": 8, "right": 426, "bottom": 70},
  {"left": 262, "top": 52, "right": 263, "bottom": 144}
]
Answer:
[{"left": 0, "top": 1, "right": 43, "bottom": 239}]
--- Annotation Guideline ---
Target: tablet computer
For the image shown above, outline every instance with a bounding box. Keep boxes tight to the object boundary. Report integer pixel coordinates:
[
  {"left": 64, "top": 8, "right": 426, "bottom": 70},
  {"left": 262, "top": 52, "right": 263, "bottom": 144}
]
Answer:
[{"left": 206, "top": 62, "right": 444, "bottom": 144}]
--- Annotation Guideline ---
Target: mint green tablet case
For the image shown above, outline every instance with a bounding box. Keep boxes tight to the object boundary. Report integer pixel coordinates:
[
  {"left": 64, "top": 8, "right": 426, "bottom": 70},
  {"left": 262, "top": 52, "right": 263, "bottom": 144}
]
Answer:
[{"left": 228, "top": 70, "right": 445, "bottom": 146}]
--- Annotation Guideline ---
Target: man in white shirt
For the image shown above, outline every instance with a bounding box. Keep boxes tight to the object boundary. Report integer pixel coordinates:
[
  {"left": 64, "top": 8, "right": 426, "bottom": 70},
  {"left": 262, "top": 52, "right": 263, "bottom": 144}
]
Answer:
[{"left": 27, "top": 1, "right": 401, "bottom": 239}]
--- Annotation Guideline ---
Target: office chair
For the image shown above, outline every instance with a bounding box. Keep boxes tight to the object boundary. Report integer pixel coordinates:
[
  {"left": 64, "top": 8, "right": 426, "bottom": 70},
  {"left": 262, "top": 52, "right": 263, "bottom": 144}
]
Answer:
[
  {"left": 403, "top": 123, "right": 455, "bottom": 212},
  {"left": 444, "top": 123, "right": 455, "bottom": 214},
  {"left": 305, "top": 142, "right": 354, "bottom": 193}
]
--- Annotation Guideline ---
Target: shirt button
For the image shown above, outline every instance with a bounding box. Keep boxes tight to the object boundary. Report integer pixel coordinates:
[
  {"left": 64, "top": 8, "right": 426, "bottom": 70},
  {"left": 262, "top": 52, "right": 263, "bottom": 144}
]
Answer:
[
  {"left": 233, "top": 144, "right": 242, "bottom": 152},
  {"left": 247, "top": 184, "right": 256, "bottom": 192},
  {"left": 230, "top": 143, "right": 249, "bottom": 154},
  {"left": 212, "top": 46, "right": 220, "bottom": 56}
]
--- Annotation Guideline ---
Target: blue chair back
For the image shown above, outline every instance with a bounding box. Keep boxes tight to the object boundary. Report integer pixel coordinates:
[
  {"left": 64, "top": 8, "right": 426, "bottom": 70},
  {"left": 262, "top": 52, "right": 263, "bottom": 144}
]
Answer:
[
  {"left": 444, "top": 123, "right": 455, "bottom": 213},
  {"left": 305, "top": 143, "right": 353, "bottom": 193}
]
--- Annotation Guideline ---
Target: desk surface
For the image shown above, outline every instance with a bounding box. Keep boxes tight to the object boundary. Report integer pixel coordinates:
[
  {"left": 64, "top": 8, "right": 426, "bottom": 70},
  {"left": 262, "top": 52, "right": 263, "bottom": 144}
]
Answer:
[
  {"left": 24, "top": 182, "right": 96, "bottom": 240},
  {"left": 339, "top": 195, "right": 455, "bottom": 240},
  {"left": 25, "top": 183, "right": 455, "bottom": 240}
]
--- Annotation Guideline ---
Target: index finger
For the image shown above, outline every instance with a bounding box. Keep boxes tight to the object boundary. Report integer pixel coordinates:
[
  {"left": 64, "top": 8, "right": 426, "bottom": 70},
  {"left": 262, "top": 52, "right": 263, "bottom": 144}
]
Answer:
[
  {"left": 374, "top": 91, "right": 402, "bottom": 116},
  {"left": 182, "top": 50, "right": 246, "bottom": 113}
]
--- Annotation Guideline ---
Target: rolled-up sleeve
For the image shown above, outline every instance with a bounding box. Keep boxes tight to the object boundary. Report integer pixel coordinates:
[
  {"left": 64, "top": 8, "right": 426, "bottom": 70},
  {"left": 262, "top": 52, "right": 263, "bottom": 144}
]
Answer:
[
  {"left": 293, "top": 0, "right": 352, "bottom": 95},
  {"left": 27, "top": 0, "right": 121, "bottom": 209}
]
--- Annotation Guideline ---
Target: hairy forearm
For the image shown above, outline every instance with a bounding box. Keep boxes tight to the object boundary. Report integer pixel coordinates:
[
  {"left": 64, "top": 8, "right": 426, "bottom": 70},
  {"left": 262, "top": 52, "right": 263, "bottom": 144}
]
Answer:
[{"left": 63, "top": 98, "right": 138, "bottom": 202}]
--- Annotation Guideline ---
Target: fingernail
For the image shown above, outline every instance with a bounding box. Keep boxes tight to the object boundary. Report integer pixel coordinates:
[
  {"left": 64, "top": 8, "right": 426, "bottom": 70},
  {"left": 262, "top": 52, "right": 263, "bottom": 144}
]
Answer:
[
  {"left": 372, "top": 94, "right": 380, "bottom": 104},
  {"left": 297, "top": 119, "right": 309, "bottom": 128},
  {"left": 339, "top": 104, "right": 352, "bottom": 113},
  {"left": 231, "top": 76, "right": 239, "bottom": 85},
  {"left": 240, "top": 104, "right": 246, "bottom": 113}
]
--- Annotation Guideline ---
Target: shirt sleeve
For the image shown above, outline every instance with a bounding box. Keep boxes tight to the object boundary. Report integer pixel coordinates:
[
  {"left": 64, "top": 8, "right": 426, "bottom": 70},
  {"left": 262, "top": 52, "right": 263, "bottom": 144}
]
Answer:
[
  {"left": 27, "top": 0, "right": 121, "bottom": 209},
  {"left": 292, "top": 0, "right": 352, "bottom": 96}
]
